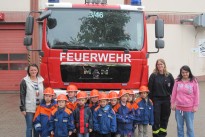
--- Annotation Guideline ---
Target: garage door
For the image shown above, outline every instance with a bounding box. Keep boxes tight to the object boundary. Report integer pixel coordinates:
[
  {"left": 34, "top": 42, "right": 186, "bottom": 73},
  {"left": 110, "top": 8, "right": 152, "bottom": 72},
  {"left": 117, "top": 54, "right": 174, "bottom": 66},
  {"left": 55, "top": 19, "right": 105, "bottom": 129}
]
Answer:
[{"left": 0, "top": 24, "right": 28, "bottom": 91}]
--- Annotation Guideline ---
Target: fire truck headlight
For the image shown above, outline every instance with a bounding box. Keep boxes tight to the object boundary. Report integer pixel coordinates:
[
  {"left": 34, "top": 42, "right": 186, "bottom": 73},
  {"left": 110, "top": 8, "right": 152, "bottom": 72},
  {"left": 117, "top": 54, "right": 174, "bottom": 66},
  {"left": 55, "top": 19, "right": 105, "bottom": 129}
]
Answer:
[{"left": 131, "top": 0, "right": 141, "bottom": 6}]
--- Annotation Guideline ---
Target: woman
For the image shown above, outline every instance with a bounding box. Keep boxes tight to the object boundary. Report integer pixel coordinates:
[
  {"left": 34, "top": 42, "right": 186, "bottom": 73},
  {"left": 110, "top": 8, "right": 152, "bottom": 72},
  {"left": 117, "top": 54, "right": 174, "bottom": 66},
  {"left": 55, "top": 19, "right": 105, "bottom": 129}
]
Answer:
[
  {"left": 19, "top": 64, "right": 44, "bottom": 137},
  {"left": 171, "top": 65, "right": 199, "bottom": 137},
  {"left": 148, "top": 59, "right": 174, "bottom": 137}
]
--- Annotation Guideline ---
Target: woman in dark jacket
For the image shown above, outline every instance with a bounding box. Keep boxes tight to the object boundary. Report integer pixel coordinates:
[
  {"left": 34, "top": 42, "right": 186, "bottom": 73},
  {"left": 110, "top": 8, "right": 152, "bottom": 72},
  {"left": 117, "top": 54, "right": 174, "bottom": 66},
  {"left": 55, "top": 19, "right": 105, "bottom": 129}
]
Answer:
[{"left": 148, "top": 59, "right": 174, "bottom": 137}]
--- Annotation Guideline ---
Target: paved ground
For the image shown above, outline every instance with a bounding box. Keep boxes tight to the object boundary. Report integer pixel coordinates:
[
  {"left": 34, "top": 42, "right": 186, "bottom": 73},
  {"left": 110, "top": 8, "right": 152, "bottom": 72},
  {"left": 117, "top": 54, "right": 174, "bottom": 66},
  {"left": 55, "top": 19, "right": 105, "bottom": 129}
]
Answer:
[{"left": 0, "top": 82, "right": 204, "bottom": 137}]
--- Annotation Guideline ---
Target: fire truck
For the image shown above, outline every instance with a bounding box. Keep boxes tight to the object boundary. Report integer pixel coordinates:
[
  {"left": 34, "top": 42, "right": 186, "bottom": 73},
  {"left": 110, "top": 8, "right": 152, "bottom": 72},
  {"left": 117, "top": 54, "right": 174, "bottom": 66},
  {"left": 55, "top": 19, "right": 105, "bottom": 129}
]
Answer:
[{"left": 24, "top": 0, "right": 164, "bottom": 94}]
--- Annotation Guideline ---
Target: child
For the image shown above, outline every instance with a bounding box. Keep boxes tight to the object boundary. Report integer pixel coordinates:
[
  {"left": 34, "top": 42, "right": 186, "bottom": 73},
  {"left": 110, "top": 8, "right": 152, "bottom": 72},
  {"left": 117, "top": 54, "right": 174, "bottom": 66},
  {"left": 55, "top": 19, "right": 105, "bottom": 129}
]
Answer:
[
  {"left": 89, "top": 89, "right": 100, "bottom": 113},
  {"left": 108, "top": 91, "right": 119, "bottom": 108},
  {"left": 93, "top": 92, "right": 117, "bottom": 137},
  {"left": 127, "top": 89, "right": 135, "bottom": 104},
  {"left": 108, "top": 91, "right": 119, "bottom": 137},
  {"left": 49, "top": 94, "right": 75, "bottom": 137},
  {"left": 89, "top": 89, "right": 100, "bottom": 137},
  {"left": 171, "top": 65, "right": 199, "bottom": 137},
  {"left": 66, "top": 84, "right": 78, "bottom": 111},
  {"left": 33, "top": 87, "right": 57, "bottom": 137},
  {"left": 113, "top": 89, "right": 134, "bottom": 137},
  {"left": 132, "top": 86, "right": 154, "bottom": 137},
  {"left": 73, "top": 91, "right": 93, "bottom": 137}
]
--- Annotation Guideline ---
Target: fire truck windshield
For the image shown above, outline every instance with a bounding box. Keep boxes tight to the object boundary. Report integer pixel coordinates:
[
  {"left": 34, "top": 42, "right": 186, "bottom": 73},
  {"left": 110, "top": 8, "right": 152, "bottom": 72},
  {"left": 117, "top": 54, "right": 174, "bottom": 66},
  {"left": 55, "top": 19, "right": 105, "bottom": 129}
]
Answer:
[{"left": 46, "top": 8, "right": 144, "bottom": 51}]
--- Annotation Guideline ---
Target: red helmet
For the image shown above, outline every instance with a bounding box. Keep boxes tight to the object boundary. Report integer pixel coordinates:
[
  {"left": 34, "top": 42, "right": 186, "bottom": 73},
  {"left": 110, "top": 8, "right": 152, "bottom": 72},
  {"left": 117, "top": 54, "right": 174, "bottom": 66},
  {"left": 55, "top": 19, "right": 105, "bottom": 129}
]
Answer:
[
  {"left": 139, "top": 86, "right": 149, "bottom": 93},
  {"left": 77, "top": 91, "right": 88, "bottom": 99},
  {"left": 118, "top": 89, "right": 128, "bottom": 98},
  {"left": 57, "top": 94, "right": 68, "bottom": 101},
  {"left": 127, "top": 89, "right": 134, "bottom": 95},
  {"left": 43, "top": 87, "right": 54, "bottom": 95},
  {"left": 108, "top": 91, "right": 118, "bottom": 99},
  {"left": 90, "top": 89, "right": 99, "bottom": 97},
  {"left": 99, "top": 92, "right": 109, "bottom": 100},
  {"left": 66, "top": 84, "right": 78, "bottom": 92}
]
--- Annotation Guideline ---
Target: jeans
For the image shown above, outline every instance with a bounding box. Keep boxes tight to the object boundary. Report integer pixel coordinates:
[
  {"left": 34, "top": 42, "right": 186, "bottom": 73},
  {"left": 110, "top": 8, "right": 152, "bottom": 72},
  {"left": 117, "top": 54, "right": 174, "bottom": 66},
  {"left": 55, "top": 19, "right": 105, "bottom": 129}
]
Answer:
[
  {"left": 77, "top": 133, "right": 89, "bottom": 137},
  {"left": 25, "top": 112, "right": 39, "bottom": 137},
  {"left": 175, "top": 109, "right": 194, "bottom": 137}
]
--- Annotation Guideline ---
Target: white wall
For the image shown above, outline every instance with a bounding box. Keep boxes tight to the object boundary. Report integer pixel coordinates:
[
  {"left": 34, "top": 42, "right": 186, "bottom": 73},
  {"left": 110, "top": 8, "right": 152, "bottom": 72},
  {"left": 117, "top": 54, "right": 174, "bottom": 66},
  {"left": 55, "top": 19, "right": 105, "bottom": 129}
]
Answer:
[
  {"left": 148, "top": 25, "right": 205, "bottom": 78},
  {"left": 0, "top": 0, "right": 30, "bottom": 11},
  {"left": 143, "top": 0, "right": 205, "bottom": 13},
  {"left": 144, "top": 0, "right": 205, "bottom": 78}
]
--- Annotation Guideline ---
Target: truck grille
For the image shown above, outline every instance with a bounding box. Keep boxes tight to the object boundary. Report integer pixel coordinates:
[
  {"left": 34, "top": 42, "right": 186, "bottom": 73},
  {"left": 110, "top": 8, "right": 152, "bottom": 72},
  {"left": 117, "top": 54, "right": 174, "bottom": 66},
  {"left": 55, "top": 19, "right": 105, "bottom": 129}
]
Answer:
[{"left": 60, "top": 62, "right": 131, "bottom": 83}]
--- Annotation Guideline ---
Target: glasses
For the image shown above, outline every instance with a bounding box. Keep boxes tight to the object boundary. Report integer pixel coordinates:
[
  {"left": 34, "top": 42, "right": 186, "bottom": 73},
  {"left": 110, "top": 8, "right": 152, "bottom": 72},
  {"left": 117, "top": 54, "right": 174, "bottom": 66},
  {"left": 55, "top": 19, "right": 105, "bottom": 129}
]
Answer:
[{"left": 157, "top": 63, "right": 164, "bottom": 66}]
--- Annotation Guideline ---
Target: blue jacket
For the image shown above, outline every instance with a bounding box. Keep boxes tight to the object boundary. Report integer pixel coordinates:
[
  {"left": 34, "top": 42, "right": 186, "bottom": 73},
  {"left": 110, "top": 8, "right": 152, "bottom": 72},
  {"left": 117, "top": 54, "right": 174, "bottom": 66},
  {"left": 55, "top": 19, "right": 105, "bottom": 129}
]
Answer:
[
  {"left": 33, "top": 99, "right": 57, "bottom": 137},
  {"left": 113, "top": 102, "right": 134, "bottom": 135},
  {"left": 73, "top": 104, "right": 93, "bottom": 133},
  {"left": 133, "top": 97, "right": 154, "bottom": 125},
  {"left": 93, "top": 105, "right": 117, "bottom": 134},
  {"left": 49, "top": 107, "right": 75, "bottom": 137},
  {"left": 89, "top": 102, "right": 99, "bottom": 113}
]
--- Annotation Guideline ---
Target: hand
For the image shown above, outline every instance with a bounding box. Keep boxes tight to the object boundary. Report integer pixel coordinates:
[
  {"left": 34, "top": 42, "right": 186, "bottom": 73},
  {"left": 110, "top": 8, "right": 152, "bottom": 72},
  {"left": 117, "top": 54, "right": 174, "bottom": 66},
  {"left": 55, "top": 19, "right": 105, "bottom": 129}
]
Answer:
[
  {"left": 73, "top": 129, "right": 76, "bottom": 133},
  {"left": 36, "top": 91, "right": 39, "bottom": 97},
  {"left": 89, "top": 129, "right": 92, "bottom": 132},
  {"left": 69, "top": 131, "right": 72, "bottom": 136},
  {"left": 122, "top": 118, "right": 129, "bottom": 123},
  {"left": 193, "top": 107, "right": 198, "bottom": 112},
  {"left": 35, "top": 127, "right": 42, "bottom": 132},
  {"left": 51, "top": 131, "right": 54, "bottom": 135},
  {"left": 21, "top": 111, "right": 26, "bottom": 116},
  {"left": 171, "top": 104, "right": 176, "bottom": 111}
]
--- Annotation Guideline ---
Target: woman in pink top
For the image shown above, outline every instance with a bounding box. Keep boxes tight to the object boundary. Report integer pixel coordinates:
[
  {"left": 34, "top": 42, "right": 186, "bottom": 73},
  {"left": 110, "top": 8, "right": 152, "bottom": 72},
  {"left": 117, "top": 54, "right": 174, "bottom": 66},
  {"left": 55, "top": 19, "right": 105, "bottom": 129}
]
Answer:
[{"left": 171, "top": 65, "right": 199, "bottom": 137}]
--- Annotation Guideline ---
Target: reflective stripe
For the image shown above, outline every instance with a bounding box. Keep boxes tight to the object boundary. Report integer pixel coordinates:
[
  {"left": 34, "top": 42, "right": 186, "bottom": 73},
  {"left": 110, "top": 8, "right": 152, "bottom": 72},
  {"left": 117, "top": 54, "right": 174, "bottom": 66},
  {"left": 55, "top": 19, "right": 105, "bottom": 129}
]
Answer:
[
  {"left": 153, "top": 129, "right": 160, "bottom": 134},
  {"left": 160, "top": 128, "right": 167, "bottom": 132},
  {"left": 34, "top": 123, "right": 41, "bottom": 128}
]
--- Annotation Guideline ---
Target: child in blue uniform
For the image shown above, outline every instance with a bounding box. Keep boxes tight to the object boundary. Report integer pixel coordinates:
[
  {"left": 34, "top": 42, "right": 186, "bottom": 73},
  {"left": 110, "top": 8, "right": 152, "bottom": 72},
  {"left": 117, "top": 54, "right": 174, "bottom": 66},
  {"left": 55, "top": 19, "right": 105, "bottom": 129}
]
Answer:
[
  {"left": 49, "top": 94, "right": 75, "bottom": 137},
  {"left": 33, "top": 87, "right": 57, "bottom": 137},
  {"left": 93, "top": 92, "right": 117, "bottom": 137},
  {"left": 132, "top": 86, "right": 154, "bottom": 137},
  {"left": 113, "top": 89, "right": 134, "bottom": 137}
]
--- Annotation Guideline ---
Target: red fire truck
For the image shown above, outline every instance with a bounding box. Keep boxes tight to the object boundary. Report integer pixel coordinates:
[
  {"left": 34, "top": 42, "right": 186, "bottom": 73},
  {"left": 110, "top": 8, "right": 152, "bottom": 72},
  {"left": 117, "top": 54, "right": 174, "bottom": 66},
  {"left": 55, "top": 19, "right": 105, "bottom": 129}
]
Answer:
[{"left": 24, "top": 0, "right": 164, "bottom": 94}]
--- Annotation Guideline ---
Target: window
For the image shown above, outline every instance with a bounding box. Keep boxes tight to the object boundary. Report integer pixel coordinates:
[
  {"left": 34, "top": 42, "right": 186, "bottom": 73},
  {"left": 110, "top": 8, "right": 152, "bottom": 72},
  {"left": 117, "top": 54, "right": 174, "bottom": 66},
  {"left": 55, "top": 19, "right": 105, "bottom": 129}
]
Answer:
[
  {"left": 0, "top": 53, "right": 28, "bottom": 70},
  {"left": 0, "top": 63, "right": 8, "bottom": 70},
  {"left": 10, "top": 54, "right": 27, "bottom": 61},
  {"left": 0, "top": 54, "right": 8, "bottom": 61}
]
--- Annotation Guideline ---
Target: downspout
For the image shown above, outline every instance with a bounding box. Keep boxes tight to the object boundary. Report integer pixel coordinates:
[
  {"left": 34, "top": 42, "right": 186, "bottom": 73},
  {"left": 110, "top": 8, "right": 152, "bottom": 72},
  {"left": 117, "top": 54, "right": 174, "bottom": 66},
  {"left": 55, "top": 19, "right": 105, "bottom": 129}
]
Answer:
[{"left": 30, "top": 0, "right": 39, "bottom": 64}]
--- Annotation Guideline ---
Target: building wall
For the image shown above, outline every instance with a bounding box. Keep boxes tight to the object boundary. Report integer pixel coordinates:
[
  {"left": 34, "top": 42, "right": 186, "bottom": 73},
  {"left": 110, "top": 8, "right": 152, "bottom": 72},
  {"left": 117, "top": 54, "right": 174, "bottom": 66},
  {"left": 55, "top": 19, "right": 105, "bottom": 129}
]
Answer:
[
  {"left": 0, "top": 0, "right": 30, "bottom": 11},
  {"left": 143, "top": 0, "right": 205, "bottom": 13},
  {"left": 142, "top": 0, "right": 205, "bottom": 78}
]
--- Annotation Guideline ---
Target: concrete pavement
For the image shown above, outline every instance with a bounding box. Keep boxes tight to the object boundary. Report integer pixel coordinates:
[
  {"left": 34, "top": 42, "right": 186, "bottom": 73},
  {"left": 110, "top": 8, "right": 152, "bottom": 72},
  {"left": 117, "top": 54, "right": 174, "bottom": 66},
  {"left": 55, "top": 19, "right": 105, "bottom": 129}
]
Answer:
[{"left": 0, "top": 82, "right": 204, "bottom": 137}]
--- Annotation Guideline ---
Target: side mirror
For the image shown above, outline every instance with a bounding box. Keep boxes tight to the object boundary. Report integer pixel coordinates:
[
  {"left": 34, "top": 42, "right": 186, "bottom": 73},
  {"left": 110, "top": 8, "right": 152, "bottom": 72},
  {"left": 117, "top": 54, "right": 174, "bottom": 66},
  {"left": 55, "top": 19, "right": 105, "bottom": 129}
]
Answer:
[
  {"left": 155, "top": 19, "right": 164, "bottom": 38},
  {"left": 47, "top": 18, "right": 57, "bottom": 29},
  {"left": 155, "top": 39, "right": 164, "bottom": 49},
  {"left": 37, "top": 10, "right": 52, "bottom": 21},
  {"left": 24, "top": 36, "right": 32, "bottom": 46},
  {"left": 25, "top": 15, "right": 34, "bottom": 35}
]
